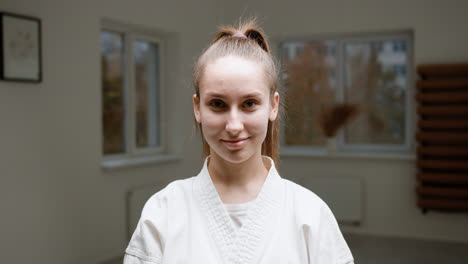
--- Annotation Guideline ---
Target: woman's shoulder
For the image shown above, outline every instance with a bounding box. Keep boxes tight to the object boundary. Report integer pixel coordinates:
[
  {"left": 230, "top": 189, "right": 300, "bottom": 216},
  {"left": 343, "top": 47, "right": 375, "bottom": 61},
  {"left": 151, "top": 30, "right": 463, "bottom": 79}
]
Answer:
[
  {"left": 280, "top": 179, "right": 354, "bottom": 264},
  {"left": 280, "top": 178, "right": 334, "bottom": 222},
  {"left": 282, "top": 178, "right": 327, "bottom": 207},
  {"left": 142, "top": 177, "right": 196, "bottom": 212}
]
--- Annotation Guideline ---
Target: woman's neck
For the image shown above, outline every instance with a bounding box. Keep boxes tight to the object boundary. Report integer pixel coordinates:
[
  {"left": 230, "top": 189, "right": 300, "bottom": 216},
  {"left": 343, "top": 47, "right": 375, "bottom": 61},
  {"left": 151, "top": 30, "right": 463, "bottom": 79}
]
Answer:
[{"left": 207, "top": 152, "right": 269, "bottom": 204}]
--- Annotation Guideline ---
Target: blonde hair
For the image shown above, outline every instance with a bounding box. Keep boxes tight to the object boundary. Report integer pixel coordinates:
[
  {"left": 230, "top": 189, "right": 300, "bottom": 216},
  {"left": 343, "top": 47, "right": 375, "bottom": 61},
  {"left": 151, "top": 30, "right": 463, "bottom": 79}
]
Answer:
[{"left": 193, "top": 18, "right": 280, "bottom": 165}]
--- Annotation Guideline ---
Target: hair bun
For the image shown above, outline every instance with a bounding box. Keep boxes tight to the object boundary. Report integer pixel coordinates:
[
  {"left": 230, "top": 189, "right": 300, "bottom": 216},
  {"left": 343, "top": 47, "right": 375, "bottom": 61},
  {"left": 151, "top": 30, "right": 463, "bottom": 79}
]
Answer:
[
  {"left": 212, "top": 18, "right": 271, "bottom": 54},
  {"left": 245, "top": 29, "right": 269, "bottom": 53}
]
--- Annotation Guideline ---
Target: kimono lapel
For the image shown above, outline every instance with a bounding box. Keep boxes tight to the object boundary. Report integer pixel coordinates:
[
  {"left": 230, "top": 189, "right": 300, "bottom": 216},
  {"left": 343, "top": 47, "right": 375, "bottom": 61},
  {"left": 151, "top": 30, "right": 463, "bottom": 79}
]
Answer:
[{"left": 194, "top": 157, "right": 284, "bottom": 264}]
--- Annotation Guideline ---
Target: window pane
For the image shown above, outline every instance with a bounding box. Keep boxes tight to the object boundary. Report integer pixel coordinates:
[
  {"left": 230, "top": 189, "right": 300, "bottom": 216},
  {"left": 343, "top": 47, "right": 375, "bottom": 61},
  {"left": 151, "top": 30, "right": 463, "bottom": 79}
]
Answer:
[
  {"left": 281, "top": 41, "right": 337, "bottom": 146},
  {"left": 134, "top": 40, "right": 160, "bottom": 149},
  {"left": 344, "top": 40, "right": 407, "bottom": 145},
  {"left": 101, "top": 31, "right": 125, "bottom": 154}
]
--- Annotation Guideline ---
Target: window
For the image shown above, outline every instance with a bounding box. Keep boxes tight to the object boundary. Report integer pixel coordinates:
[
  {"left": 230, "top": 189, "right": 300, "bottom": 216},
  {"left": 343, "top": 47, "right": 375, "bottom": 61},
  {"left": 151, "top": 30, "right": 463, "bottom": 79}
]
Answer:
[
  {"left": 279, "top": 32, "right": 413, "bottom": 156},
  {"left": 101, "top": 20, "right": 171, "bottom": 166}
]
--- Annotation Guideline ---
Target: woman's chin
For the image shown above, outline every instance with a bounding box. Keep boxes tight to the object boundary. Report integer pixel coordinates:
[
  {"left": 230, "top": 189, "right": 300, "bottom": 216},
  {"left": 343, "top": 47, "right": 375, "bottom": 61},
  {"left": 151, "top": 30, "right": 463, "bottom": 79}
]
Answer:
[{"left": 211, "top": 149, "right": 255, "bottom": 164}]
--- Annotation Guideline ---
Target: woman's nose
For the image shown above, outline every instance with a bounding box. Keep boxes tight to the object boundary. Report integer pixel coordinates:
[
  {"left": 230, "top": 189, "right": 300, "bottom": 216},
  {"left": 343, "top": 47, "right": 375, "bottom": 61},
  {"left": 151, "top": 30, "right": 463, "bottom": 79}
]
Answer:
[{"left": 225, "top": 109, "right": 243, "bottom": 135}]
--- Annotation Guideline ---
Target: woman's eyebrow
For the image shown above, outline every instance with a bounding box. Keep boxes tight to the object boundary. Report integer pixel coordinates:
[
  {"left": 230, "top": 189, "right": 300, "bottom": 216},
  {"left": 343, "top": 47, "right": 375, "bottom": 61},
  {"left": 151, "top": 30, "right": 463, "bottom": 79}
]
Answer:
[
  {"left": 241, "top": 92, "right": 263, "bottom": 99},
  {"left": 204, "top": 92, "right": 263, "bottom": 99},
  {"left": 204, "top": 92, "right": 227, "bottom": 99}
]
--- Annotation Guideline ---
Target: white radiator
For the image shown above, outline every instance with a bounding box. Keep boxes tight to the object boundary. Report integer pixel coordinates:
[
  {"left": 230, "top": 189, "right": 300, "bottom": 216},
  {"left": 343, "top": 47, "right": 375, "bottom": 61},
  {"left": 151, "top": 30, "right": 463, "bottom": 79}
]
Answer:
[{"left": 299, "top": 177, "right": 363, "bottom": 225}]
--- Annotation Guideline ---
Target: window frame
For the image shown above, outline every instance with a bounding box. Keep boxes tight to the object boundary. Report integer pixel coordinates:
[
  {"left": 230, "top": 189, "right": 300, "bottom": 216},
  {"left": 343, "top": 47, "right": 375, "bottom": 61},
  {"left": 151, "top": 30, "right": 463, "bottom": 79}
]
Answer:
[
  {"left": 276, "top": 30, "right": 414, "bottom": 157},
  {"left": 100, "top": 19, "right": 169, "bottom": 165}
]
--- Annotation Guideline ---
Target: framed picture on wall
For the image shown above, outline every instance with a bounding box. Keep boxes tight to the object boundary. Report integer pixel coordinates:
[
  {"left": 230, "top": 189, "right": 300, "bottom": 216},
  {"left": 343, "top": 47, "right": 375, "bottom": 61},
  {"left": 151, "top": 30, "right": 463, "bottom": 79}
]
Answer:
[{"left": 0, "top": 12, "right": 42, "bottom": 82}]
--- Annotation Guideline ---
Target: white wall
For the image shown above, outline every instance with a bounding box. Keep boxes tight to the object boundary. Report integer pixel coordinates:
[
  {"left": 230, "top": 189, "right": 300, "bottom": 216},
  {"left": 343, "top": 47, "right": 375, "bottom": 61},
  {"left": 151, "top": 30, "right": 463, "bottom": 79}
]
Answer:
[
  {"left": 1, "top": 0, "right": 468, "bottom": 263},
  {"left": 222, "top": 0, "right": 468, "bottom": 242},
  {"left": 0, "top": 0, "right": 220, "bottom": 263}
]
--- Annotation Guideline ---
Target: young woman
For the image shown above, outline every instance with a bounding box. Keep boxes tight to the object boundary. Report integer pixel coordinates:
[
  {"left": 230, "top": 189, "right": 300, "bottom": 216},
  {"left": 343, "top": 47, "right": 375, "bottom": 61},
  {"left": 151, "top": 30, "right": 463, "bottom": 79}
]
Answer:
[{"left": 124, "top": 19, "right": 354, "bottom": 264}]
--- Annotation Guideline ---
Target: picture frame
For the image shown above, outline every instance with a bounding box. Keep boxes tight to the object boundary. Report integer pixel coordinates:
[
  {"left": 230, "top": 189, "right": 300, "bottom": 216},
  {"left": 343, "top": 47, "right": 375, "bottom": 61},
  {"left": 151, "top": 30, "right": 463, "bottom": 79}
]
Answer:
[{"left": 0, "top": 12, "right": 42, "bottom": 82}]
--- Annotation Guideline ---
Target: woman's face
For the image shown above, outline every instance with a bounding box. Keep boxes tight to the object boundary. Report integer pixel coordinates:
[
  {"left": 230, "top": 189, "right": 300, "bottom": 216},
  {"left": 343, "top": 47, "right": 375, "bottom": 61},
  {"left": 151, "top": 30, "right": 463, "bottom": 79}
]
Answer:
[{"left": 193, "top": 55, "right": 279, "bottom": 164}]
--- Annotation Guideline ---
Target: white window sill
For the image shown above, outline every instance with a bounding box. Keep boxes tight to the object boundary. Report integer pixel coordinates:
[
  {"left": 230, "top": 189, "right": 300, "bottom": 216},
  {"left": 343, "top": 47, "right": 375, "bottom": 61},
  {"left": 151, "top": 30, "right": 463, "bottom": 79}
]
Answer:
[
  {"left": 280, "top": 149, "right": 416, "bottom": 161},
  {"left": 101, "top": 154, "right": 181, "bottom": 171}
]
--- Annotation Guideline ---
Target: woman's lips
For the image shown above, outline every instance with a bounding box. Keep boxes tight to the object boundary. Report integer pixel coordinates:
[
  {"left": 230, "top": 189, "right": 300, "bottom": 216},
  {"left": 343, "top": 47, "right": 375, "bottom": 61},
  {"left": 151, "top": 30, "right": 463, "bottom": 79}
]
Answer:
[{"left": 221, "top": 138, "right": 249, "bottom": 149}]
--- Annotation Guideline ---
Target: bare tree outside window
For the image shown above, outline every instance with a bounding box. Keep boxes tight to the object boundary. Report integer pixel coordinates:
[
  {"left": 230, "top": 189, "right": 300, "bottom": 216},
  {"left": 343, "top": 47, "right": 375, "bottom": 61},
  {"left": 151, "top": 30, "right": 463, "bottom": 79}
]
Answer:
[
  {"left": 279, "top": 33, "right": 412, "bottom": 154},
  {"left": 281, "top": 41, "right": 337, "bottom": 146},
  {"left": 344, "top": 40, "right": 407, "bottom": 145},
  {"left": 101, "top": 31, "right": 125, "bottom": 155},
  {"left": 134, "top": 40, "right": 160, "bottom": 149}
]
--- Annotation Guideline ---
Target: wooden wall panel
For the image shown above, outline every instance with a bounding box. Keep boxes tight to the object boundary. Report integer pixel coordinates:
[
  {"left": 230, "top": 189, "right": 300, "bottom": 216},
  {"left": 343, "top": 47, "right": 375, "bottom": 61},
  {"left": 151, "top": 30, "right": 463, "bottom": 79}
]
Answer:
[{"left": 416, "top": 63, "right": 468, "bottom": 212}]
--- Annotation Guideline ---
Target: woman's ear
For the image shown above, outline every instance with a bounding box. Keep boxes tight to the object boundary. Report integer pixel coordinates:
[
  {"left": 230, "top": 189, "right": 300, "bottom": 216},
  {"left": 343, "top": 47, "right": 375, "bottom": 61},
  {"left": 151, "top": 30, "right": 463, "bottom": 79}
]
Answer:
[
  {"left": 193, "top": 94, "right": 201, "bottom": 123},
  {"left": 269, "top": 92, "right": 280, "bottom": 121}
]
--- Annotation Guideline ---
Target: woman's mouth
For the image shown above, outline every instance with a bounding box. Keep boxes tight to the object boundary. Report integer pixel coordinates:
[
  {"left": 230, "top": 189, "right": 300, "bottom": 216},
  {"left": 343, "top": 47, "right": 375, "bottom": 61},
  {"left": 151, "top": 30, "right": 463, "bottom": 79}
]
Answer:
[{"left": 221, "top": 138, "right": 249, "bottom": 149}]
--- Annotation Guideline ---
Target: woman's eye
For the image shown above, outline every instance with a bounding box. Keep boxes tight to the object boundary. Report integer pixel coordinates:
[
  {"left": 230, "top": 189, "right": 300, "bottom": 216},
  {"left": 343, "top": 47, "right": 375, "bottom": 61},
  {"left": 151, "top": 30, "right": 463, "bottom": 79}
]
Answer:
[
  {"left": 243, "top": 100, "right": 257, "bottom": 108},
  {"left": 209, "top": 99, "right": 226, "bottom": 108}
]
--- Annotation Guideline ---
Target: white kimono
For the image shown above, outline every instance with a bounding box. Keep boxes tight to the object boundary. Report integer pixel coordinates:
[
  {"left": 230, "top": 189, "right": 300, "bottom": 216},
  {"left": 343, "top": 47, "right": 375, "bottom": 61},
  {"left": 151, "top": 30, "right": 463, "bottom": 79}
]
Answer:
[{"left": 124, "top": 157, "right": 354, "bottom": 264}]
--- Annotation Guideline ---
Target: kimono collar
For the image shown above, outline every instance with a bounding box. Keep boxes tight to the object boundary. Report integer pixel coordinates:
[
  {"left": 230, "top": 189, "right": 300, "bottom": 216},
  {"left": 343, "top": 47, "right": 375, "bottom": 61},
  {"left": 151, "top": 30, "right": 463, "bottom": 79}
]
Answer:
[{"left": 194, "top": 155, "right": 284, "bottom": 264}]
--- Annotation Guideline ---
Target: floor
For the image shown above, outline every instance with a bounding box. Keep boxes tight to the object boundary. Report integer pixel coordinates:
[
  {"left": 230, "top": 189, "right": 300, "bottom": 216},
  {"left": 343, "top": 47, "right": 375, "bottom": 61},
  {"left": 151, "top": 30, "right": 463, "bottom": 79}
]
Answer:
[{"left": 345, "top": 233, "right": 468, "bottom": 264}]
